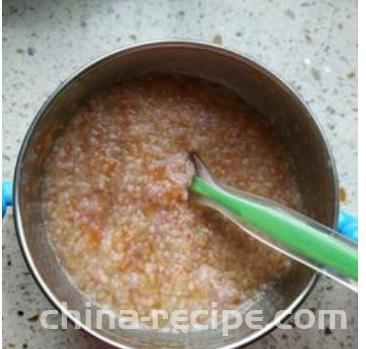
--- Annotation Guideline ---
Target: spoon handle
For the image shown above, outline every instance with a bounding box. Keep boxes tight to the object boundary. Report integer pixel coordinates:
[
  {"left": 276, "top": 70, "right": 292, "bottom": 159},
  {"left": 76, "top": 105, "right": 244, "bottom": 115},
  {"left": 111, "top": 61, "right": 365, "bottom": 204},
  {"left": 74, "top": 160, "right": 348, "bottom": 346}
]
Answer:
[{"left": 191, "top": 176, "right": 358, "bottom": 283}]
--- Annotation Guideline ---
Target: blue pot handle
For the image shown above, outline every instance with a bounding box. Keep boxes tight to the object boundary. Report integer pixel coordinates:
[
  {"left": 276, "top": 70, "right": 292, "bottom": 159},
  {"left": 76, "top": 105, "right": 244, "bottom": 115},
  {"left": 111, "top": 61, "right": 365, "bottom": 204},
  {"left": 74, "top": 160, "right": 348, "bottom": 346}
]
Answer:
[
  {"left": 1, "top": 180, "right": 359, "bottom": 242},
  {"left": 2, "top": 180, "right": 13, "bottom": 217},
  {"left": 338, "top": 210, "right": 358, "bottom": 242}
]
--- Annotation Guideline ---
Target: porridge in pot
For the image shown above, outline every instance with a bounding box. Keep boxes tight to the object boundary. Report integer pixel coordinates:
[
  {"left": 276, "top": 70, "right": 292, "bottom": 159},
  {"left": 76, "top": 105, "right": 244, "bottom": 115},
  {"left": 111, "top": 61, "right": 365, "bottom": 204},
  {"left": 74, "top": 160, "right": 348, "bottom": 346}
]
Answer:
[{"left": 42, "top": 75, "right": 302, "bottom": 327}]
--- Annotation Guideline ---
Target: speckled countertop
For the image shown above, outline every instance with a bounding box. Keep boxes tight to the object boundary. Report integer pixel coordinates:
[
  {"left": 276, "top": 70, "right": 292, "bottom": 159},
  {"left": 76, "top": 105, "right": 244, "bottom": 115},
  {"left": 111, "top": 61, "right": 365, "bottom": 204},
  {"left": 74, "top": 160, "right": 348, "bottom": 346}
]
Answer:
[{"left": 2, "top": 0, "right": 357, "bottom": 348}]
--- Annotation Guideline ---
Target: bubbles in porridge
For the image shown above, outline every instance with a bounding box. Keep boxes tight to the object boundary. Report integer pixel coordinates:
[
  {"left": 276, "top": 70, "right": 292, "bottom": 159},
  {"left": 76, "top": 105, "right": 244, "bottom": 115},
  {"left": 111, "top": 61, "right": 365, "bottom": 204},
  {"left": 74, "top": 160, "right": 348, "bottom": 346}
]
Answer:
[{"left": 42, "top": 74, "right": 302, "bottom": 327}]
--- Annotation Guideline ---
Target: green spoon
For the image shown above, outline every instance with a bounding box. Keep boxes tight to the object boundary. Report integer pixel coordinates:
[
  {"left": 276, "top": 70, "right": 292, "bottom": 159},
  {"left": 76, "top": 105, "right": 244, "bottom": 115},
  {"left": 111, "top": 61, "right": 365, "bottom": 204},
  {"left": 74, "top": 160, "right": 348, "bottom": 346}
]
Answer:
[{"left": 189, "top": 153, "right": 358, "bottom": 292}]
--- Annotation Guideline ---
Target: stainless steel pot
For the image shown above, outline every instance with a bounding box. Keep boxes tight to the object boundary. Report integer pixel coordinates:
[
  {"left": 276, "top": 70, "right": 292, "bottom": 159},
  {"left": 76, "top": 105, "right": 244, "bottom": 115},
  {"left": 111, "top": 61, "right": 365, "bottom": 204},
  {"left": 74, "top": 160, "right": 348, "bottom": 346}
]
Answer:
[{"left": 14, "top": 41, "right": 338, "bottom": 349}]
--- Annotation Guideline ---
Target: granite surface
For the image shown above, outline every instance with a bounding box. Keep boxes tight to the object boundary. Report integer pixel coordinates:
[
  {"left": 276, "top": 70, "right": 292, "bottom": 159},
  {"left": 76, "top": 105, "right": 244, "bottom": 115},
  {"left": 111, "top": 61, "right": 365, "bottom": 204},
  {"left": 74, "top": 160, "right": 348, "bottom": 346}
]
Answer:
[{"left": 2, "top": 0, "right": 357, "bottom": 348}]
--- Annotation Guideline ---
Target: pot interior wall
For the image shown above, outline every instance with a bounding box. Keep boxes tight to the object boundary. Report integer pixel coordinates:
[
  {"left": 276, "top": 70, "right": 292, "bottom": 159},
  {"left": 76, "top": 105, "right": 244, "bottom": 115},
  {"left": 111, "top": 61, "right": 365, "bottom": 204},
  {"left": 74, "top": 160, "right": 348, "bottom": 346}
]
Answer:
[{"left": 16, "top": 43, "right": 337, "bottom": 349}]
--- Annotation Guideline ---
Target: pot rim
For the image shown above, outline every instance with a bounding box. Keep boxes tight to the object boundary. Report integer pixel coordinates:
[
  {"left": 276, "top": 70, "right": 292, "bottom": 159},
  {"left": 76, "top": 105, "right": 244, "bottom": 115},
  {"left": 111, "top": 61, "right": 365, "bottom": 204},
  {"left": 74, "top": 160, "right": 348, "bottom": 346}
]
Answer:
[{"left": 13, "top": 40, "right": 339, "bottom": 349}]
